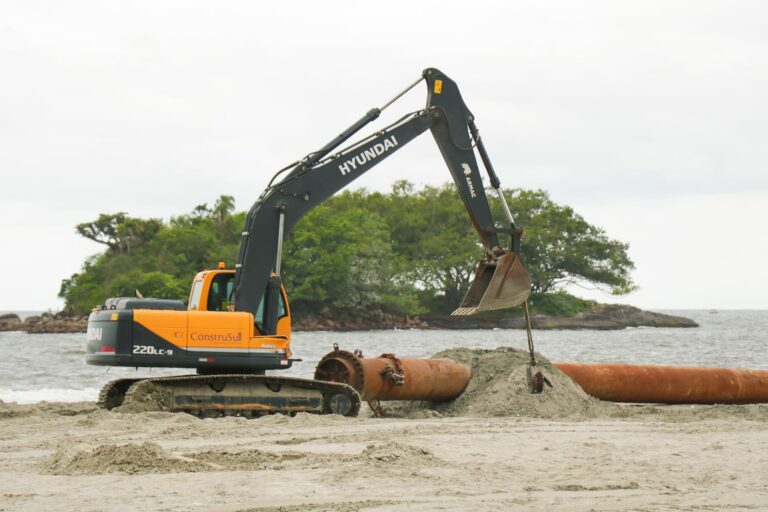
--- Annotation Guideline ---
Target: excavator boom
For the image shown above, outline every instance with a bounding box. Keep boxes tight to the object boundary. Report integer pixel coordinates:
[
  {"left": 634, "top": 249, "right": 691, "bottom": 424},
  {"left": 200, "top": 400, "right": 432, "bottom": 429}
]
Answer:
[{"left": 235, "top": 68, "right": 531, "bottom": 332}]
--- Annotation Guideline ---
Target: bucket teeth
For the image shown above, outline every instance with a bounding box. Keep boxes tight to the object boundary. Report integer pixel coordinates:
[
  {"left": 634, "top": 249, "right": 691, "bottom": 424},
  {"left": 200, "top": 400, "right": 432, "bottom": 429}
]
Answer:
[{"left": 450, "top": 306, "right": 479, "bottom": 316}]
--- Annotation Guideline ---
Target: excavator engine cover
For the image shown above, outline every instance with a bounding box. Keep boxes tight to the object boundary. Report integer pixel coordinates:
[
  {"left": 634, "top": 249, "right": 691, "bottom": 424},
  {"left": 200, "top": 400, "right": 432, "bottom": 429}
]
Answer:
[{"left": 452, "top": 252, "right": 531, "bottom": 316}]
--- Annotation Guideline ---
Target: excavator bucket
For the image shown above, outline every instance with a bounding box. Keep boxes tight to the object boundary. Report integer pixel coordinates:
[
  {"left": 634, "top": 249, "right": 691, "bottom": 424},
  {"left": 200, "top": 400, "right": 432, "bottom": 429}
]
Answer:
[{"left": 451, "top": 252, "right": 532, "bottom": 316}]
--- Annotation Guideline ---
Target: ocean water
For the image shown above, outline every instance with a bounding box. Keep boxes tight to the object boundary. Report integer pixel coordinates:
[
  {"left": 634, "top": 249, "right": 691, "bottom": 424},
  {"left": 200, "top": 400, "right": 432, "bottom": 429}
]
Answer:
[{"left": 0, "top": 310, "right": 766, "bottom": 404}]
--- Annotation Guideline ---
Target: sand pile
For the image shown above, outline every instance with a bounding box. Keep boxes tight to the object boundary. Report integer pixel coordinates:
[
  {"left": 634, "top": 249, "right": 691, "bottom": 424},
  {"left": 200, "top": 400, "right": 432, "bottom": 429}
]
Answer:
[
  {"left": 43, "top": 441, "right": 203, "bottom": 475},
  {"left": 184, "top": 442, "right": 436, "bottom": 474},
  {"left": 0, "top": 400, "right": 96, "bottom": 419},
  {"left": 184, "top": 441, "right": 440, "bottom": 477},
  {"left": 327, "top": 441, "right": 442, "bottom": 480},
  {"left": 0, "top": 399, "right": 19, "bottom": 418},
  {"left": 255, "top": 411, "right": 357, "bottom": 426},
  {"left": 356, "top": 442, "right": 437, "bottom": 464},
  {"left": 186, "top": 448, "right": 306, "bottom": 471},
  {"left": 388, "top": 347, "right": 617, "bottom": 419},
  {"left": 113, "top": 381, "right": 172, "bottom": 413}
]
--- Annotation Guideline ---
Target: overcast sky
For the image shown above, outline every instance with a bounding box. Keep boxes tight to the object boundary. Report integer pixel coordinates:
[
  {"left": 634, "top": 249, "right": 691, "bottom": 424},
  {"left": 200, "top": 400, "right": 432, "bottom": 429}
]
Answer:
[{"left": 1, "top": 1, "right": 767, "bottom": 311}]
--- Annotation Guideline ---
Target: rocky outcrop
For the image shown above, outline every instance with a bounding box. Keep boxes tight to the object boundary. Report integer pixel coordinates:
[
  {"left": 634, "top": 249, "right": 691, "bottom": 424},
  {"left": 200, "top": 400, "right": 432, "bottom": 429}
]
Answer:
[
  {"left": 0, "top": 313, "right": 23, "bottom": 331},
  {"left": 529, "top": 304, "right": 699, "bottom": 330},
  {"left": 0, "top": 312, "right": 88, "bottom": 334},
  {"left": 292, "top": 304, "right": 698, "bottom": 331},
  {"left": 292, "top": 307, "right": 430, "bottom": 331}
]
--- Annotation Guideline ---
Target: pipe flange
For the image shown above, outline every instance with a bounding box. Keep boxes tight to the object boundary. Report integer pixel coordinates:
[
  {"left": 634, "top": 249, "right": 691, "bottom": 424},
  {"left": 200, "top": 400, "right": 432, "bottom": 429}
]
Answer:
[{"left": 315, "top": 347, "right": 366, "bottom": 394}]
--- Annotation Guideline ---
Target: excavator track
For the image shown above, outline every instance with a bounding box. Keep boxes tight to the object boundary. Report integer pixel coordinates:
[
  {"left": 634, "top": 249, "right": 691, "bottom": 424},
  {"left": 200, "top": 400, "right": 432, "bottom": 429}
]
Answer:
[
  {"left": 97, "top": 378, "right": 143, "bottom": 410},
  {"left": 97, "top": 375, "right": 361, "bottom": 418}
]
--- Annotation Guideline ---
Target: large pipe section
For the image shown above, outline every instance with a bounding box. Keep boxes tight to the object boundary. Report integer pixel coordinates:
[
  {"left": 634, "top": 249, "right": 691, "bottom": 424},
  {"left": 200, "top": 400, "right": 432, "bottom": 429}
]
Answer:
[
  {"left": 315, "top": 346, "right": 471, "bottom": 402},
  {"left": 554, "top": 362, "right": 768, "bottom": 405}
]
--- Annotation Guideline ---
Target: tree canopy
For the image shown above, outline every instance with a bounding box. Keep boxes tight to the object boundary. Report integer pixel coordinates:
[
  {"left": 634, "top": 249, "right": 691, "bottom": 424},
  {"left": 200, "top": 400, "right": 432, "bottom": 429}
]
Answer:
[{"left": 60, "top": 184, "right": 635, "bottom": 316}]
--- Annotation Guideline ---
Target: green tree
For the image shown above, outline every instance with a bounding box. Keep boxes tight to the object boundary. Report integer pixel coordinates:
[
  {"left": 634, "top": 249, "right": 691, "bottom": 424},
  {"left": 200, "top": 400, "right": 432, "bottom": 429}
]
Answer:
[
  {"left": 61, "top": 195, "right": 242, "bottom": 313},
  {"left": 368, "top": 182, "right": 635, "bottom": 311},
  {"left": 282, "top": 198, "right": 400, "bottom": 311},
  {"left": 109, "top": 271, "right": 189, "bottom": 300},
  {"left": 60, "top": 188, "right": 635, "bottom": 317},
  {"left": 498, "top": 189, "right": 636, "bottom": 295},
  {"left": 371, "top": 183, "right": 485, "bottom": 313},
  {"left": 76, "top": 213, "right": 162, "bottom": 253}
]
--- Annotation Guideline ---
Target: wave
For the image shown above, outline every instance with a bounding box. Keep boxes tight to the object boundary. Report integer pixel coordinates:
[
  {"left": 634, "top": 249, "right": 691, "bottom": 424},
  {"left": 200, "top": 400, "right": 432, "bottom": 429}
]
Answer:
[{"left": 0, "top": 387, "right": 99, "bottom": 404}]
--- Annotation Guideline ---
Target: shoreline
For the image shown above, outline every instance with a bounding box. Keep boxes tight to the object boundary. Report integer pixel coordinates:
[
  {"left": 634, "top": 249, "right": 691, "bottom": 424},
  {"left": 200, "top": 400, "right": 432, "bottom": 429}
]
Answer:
[
  {"left": 0, "top": 304, "right": 698, "bottom": 334},
  {"left": 292, "top": 304, "right": 699, "bottom": 331}
]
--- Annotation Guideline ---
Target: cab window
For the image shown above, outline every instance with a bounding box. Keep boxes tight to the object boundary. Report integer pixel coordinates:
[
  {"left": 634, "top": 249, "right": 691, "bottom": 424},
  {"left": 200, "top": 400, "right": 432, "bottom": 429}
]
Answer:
[
  {"left": 188, "top": 280, "right": 203, "bottom": 310},
  {"left": 255, "top": 292, "right": 287, "bottom": 333},
  {"left": 207, "top": 273, "right": 235, "bottom": 311}
]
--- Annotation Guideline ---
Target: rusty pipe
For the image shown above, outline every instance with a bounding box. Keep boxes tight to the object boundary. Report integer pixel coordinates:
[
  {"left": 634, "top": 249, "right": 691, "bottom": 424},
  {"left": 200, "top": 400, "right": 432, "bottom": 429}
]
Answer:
[
  {"left": 315, "top": 347, "right": 471, "bottom": 402},
  {"left": 554, "top": 362, "right": 768, "bottom": 404}
]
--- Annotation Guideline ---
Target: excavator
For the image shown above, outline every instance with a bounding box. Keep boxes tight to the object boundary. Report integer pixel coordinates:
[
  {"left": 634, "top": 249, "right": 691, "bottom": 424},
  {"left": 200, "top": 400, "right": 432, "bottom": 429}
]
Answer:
[{"left": 85, "top": 68, "right": 534, "bottom": 417}]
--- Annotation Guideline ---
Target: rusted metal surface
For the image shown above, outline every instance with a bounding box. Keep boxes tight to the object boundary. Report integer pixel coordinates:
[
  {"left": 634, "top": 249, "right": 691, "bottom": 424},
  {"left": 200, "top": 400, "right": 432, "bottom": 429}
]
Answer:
[
  {"left": 452, "top": 252, "right": 531, "bottom": 316},
  {"left": 315, "top": 345, "right": 471, "bottom": 403},
  {"left": 554, "top": 362, "right": 768, "bottom": 404},
  {"left": 527, "top": 365, "right": 551, "bottom": 394},
  {"left": 522, "top": 300, "right": 551, "bottom": 394}
]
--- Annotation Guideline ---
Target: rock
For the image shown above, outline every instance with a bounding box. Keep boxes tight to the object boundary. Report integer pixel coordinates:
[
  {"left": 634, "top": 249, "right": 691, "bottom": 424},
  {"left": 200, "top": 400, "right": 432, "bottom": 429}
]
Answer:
[
  {"left": 26, "top": 316, "right": 88, "bottom": 334},
  {"left": 0, "top": 313, "right": 21, "bottom": 322},
  {"left": 0, "top": 312, "right": 88, "bottom": 333},
  {"left": 0, "top": 313, "right": 22, "bottom": 331},
  {"left": 423, "top": 304, "right": 698, "bottom": 330},
  {"left": 541, "top": 304, "right": 699, "bottom": 329}
]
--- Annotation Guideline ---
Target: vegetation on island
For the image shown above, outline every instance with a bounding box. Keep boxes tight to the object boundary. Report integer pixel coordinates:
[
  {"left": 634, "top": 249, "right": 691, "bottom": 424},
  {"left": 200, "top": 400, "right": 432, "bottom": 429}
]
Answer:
[{"left": 59, "top": 182, "right": 636, "bottom": 318}]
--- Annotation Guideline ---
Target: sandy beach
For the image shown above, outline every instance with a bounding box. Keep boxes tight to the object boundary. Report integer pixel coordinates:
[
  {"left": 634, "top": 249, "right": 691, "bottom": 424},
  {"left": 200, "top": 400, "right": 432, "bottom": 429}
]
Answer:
[
  {"left": 2, "top": 348, "right": 768, "bottom": 512},
  {"left": 0, "top": 402, "right": 767, "bottom": 511},
  {"left": 2, "top": 1, "right": 767, "bottom": 511}
]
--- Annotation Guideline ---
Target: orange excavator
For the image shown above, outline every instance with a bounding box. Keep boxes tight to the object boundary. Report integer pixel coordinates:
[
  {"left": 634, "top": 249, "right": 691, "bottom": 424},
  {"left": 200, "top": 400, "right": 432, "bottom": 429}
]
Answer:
[{"left": 86, "top": 68, "right": 534, "bottom": 417}]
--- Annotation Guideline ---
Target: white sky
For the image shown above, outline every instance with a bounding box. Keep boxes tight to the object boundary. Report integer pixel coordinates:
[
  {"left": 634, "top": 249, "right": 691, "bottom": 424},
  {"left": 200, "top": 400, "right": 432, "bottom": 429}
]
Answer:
[{"left": 1, "top": 1, "right": 766, "bottom": 311}]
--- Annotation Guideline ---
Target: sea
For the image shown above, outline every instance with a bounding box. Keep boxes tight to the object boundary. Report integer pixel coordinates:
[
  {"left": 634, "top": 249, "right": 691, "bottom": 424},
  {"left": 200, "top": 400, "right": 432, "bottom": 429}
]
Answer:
[{"left": 0, "top": 310, "right": 766, "bottom": 404}]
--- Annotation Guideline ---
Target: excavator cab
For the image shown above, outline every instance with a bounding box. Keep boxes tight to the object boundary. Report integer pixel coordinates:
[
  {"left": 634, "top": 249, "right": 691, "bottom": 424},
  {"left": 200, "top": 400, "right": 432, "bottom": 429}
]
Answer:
[
  {"left": 188, "top": 266, "right": 237, "bottom": 313},
  {"left": 187, "top": 267, "right": 290, "bottom": 338}
]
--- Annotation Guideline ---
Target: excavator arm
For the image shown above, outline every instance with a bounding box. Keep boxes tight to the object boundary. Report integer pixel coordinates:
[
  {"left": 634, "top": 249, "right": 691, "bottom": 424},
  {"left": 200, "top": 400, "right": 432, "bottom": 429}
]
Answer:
[{"left": 234, "top": 68, "right": 531, "bottom": 333}]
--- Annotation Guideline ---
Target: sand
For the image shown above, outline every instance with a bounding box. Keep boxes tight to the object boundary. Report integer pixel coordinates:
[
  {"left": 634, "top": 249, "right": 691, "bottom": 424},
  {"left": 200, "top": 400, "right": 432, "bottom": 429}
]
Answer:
[
  {"left": 43, "top": 441, "right": 204, "bottom": 475},
  {"left": 387, "top": 347, "right": 617, "bottom": 418},
  {"left": 1, "top": 347, "right": 768, "bottom": 511}
]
